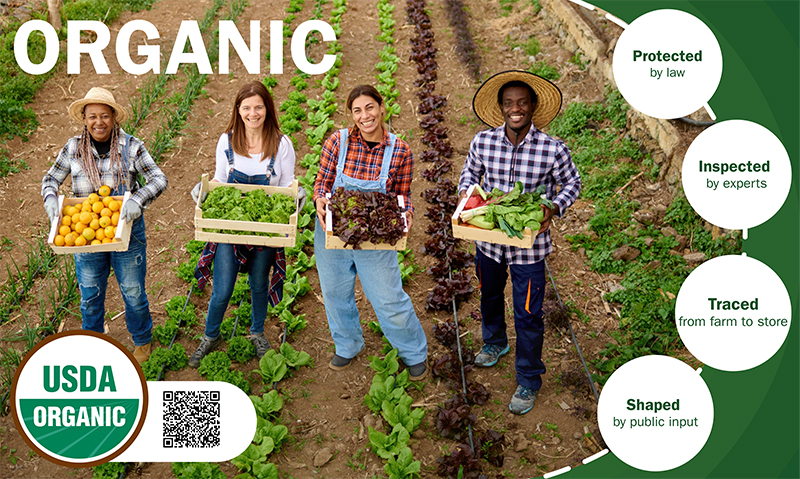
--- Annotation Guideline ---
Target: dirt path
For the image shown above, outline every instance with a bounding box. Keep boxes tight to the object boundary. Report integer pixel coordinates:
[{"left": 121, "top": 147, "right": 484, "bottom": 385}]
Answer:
[{"left": 0, "top": 0, "right": 643, "bottom": 477}]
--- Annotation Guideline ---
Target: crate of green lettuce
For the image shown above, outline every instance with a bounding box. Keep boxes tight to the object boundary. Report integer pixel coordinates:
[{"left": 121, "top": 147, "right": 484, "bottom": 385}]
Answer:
[{"left": 194, "top": 174, "right": 298, "bottom": 246}]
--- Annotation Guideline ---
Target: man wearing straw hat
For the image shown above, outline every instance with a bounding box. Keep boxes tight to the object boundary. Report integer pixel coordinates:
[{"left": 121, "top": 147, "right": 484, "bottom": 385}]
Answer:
[
  {"left": 458, "top": 71, "right": 581, "bottom": 415},
  {"left": 41, "top": 87, "right": 168, "bottom": 364}
]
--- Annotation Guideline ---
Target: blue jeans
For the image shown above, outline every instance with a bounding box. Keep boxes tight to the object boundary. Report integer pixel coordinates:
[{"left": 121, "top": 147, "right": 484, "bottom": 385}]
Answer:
[
  {"left": 204, "top": 243, "right": 277, "bottom": 339},
  {"left": 314, "top": 219, "right": 427, "bottom": 365},
  {"left": 475, "top": 248, "right": 546, "bottom": 391},
  {"left": 74, "top": 216, "right": 152, "bottom": 346}
]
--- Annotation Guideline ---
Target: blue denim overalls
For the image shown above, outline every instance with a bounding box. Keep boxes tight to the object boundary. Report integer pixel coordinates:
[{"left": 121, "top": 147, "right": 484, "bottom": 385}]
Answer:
[
  {"left": 204, "top": 133, "right": 282, "bottom": 339},
  {"left": 74, "top": 133, "right": 152, "bottom": 346},
  {"left": 314, "top": 129, "right": 427, "bottom": 365}
]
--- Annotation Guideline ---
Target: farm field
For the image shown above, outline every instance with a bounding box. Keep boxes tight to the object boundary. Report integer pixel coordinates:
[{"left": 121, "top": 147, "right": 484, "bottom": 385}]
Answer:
[{"left": 0, "top": 0, "right": 741, "bottom": 478}]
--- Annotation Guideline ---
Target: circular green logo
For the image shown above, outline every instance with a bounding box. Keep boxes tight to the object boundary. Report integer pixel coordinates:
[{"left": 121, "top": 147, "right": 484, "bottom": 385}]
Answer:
[{"left": 11, "top": 331, "right": 148, "bottom": 467}]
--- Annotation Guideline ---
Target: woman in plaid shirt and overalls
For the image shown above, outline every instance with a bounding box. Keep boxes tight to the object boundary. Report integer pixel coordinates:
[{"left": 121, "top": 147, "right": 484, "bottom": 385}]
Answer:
[{"left": 313, "top": 85, "right": 428, "bottom": 380}]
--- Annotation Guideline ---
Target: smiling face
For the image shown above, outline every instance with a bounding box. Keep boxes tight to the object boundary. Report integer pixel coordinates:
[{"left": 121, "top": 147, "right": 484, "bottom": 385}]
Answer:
[
  {"left": 238, "top": 94, "right": 267, "bottom": 131},
  {"left": 83, "top": 104, "right": 115, "bottom": 142},
  {"left": 350, "top": 94, "right": 385, "bottom": 142},
  {"left": 501, "top": 85, "right": 535, "bottom": 134}
]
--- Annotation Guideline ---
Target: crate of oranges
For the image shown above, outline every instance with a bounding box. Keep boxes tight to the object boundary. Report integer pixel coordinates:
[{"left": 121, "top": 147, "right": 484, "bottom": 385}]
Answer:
[{"left": 47, "top": 186, "right": 132, "bottom": 254}]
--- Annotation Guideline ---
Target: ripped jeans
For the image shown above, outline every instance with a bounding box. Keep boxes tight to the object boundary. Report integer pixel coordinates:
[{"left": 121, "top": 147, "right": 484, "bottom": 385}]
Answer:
[{"left": 74, "top": 216, "right": 153, "bottom": 346}]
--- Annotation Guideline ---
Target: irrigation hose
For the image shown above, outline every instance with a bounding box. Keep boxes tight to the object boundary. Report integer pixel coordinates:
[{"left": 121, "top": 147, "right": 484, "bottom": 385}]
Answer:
[
  {"left": 544, "top": 259, "right": 600, "bottom": 404},
  {"left": 447, "top": 266, "right": 475, "bottom": 452}
]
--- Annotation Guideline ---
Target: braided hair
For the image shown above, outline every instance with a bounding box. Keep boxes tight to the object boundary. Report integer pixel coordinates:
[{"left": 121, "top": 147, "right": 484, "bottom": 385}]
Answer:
[{"left": 75, "top": 108, "right": 127, "bottom": 193}]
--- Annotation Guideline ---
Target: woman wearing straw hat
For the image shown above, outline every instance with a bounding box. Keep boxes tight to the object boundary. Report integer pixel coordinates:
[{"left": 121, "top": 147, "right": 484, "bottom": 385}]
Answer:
[
  {"left": 41, "top": 86, "right": 168, "bottom": 364},
  {"left": 458, "top": 71, "right": 581, "bottom": 415}
]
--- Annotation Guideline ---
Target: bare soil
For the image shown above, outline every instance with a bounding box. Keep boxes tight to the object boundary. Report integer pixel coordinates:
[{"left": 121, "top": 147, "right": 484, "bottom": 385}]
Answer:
[{"left": 0, "top": 0, "right": 698, "bottom": 477}]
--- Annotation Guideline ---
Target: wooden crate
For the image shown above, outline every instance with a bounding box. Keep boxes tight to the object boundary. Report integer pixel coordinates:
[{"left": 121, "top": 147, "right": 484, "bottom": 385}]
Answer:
[
  {"left": 48, "top": 192, "right": 132, "bottom": 254},
  {"left": 194, "top": 174, "right": 298, "bottom": 247},
  {"left": 325, "top": 194, "right": 409, "bottom": 250},
  {"left": 451, "top": 184, "right": 536, "bottom": 248}
]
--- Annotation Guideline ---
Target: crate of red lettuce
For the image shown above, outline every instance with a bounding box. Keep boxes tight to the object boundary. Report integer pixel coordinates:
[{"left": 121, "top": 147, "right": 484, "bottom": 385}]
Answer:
[
  {"left": 194, "top": 174, "right": 298, "bottom": 247},
  {"left": 325, "top": 188, "right": 409, "bottom": 250}
]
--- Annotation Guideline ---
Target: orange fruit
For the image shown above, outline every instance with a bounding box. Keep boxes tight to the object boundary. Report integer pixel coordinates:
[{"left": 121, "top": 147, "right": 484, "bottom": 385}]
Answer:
[
  {"left": 89, "top": 219, "right": 100, "bottom": 230},
  {"left": 95, "top": 229, "right": 106, "bottom": 241},
  {"left": 54, "top": 235, "right": 65, "bottom": 247},
  {"left": 99, "top": 185, "right": 111, "bottom": 197},
  {"left": 71, "top": 212, "right": 81, "bottom": 224},
  {"left": 81, "top": 202, "right": 92, "bottom": 213},
  {"left": 59, "top": 225, "right": 71, "bottom": 237},
  {"left": 88, "top": 193, "right": 100, "bottom": 204},
  {"left": 82, "top": 228, "right": 95, "bottom": 241},
  {"left": 100, "top": 208, "right": 112, "bottom": 217},
  {"left": 111, "top": 212, "right": 120, "bottom": 226},
  {"left": 104, "top": 226, "right": 115, "bottom": 238},
  {"left": 102, "top": 238, "right": 112, "bottom": 244},
  {"left": 91, "top": 239, "right": 102, "bottom": 246},
  {"left": 67, "top": 206, "right": 80, "bottom": 217},
  {"left": 79, "top": 211, "right": 92, "bottom": 225},
  {"left": 74, "top": 222, "right": 86, "bottom": 234},
  {"left": 61, "top": 216, "right": 72, "bottom": 226},
  {"left": 64, "top": 233, "right": 76, "bottom": 246},
  {"left": 99, "top": 216, "right": 111, "bottom": 228},
  {"left": 108, "top": 200, "right": 120, "bottom": 212},
  {"left": 74, "top": 236, "right": 87, "bottom": 247},
  {"left": 102, "top": 196, "right": 113, "bottom": 207},
  {"left": 92, "top": 202, "right": 103, "bottom": 214}
]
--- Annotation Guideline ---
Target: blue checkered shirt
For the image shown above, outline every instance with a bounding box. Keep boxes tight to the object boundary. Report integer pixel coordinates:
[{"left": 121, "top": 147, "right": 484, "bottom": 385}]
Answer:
[
  {"left": 41, "top": 129, "right": 168, "bottom": 208},
  {"left": 458, "top": 124, "right": 581, "bottom": 265}
]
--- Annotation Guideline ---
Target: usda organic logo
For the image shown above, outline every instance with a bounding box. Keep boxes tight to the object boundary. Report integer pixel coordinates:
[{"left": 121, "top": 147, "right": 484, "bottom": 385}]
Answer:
[{"left": 11, "top": 331, "right": 148, "bottom": 467}]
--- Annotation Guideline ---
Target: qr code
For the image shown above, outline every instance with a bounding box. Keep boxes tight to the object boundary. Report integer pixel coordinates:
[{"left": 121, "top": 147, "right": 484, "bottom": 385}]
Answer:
[{"left": 163, "top": 390, "right": 221, "bottom": 448}]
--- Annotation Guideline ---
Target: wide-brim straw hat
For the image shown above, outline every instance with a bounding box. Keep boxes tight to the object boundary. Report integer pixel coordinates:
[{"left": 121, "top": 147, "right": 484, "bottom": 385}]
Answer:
[
  {"left": 68, "top": 87, "right": 128, "bottom": 124},
  {"left": 473, "top": 70, "right": 562, "bottom": 129}
]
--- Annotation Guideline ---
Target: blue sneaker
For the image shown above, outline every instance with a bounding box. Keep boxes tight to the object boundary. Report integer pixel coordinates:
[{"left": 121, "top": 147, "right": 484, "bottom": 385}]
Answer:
[
  {"left": 474, "top": 343, "right": 511, "bottom": 367},
  {"left": 509, "top": 385, "right": 537, "bottom": 415}
]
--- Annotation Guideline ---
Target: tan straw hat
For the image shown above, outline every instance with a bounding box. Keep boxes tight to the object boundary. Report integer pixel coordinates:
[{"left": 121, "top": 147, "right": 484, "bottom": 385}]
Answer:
[
  {"left": 473, "top": 70, "right": 562, "bottom": 128},
  {"left": 68, "top": 87, "right": 128, "bottom": 124}
]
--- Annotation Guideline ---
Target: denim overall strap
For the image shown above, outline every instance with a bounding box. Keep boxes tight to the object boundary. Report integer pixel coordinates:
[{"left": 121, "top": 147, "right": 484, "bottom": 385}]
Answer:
[
  {"left": 377, "top": 133, "right": 396, "bottom": 190},
  {"left": 111, "top": 134, "right": 134, "bottom": 196},
  {"left": 226, "top": 132, "right": 277, "bottom": 181},
  {"left": 331, "top": 129, "right": 395, "bottom": 194},
  {"left": 335, "top": 129, "right": 348, "bottom": 179}
]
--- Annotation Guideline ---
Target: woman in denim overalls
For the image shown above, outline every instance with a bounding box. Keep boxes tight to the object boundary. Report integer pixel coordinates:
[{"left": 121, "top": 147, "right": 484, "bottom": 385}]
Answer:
[
  {"left": 189, "top": 82, "right": 297, "bottom": 368},
  {"left": 313, "top": 85, "right": 428, "bottom": 380}
]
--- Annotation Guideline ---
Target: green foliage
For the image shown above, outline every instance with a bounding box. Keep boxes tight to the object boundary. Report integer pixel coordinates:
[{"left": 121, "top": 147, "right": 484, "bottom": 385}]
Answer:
[
  {"left": 250, "top": 389, "right": 283, "bottom": 419},
  {"left": 63, "top": 0, "right": 156, "bottom": 22},
  {"left": 279, "top": 342, "right": 311, "bottom": 368},
  {"left": 227, "top": 336, "right": 256, "bottom": 363},
  {"left": 381, "top": 394, "right": 424, "bottom": 433},
  {"left": 254, "top": 416, "right": 289, "bottom": 451},
  {"left": 397, "top": 249, "right": 421, "bottom": 284},
  {"left": 257, "top": 350, "right": 288, "bottom": 383},
  {"left": 524, "top": 37, "right": 541, "bottom": 56},
  {"left": 198, "top": 351, "right": 251, "bottom": 393},
  {"left": 364, "top": 371, "right": 409, "bottom": 413},
  {"left": 92, "top": 462, "right": 126, "bottom": 479},
  {"left": 385, "top": 447, "right": 421, "bottom": 479},
  {"left": 172, "top": 462, "right": 225, "bottom": 479},
  {"left": 529, "top": 61, "right": 560, "bottom": 81},
  {"left": 368, "top": 349, "right": 400, "bottom": 380},
  {"left": 369, "top": 423, "right": 410, "bottom": 459},
  {"left": 202, "top": 188, "right": 295, "bottom": 235},
  {"left": 141, "top": 344, "right": 188, "bottom": 381}
]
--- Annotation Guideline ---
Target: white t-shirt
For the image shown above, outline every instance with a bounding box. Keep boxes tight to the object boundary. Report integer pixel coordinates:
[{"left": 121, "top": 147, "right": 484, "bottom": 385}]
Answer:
[{"left": 213, "top": 133, "right": 296, "bottom": 186}]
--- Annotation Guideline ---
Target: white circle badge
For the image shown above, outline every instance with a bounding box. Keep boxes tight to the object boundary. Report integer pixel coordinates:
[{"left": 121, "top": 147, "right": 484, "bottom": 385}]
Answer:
[
  {"left": 675, "top": 255, "right": 791, "bottom": 371},
  {"left": 682, "top": 120, "right": 791, "bottom": 230},
  {"left": 598, "top": 355, "right": 713, "bottom": 472},
  {"left": 613, "top": 9, "right": 723, "bottom": 119},
  {"left": 11, "top": 331, "right": 148, "bottom": 467}
]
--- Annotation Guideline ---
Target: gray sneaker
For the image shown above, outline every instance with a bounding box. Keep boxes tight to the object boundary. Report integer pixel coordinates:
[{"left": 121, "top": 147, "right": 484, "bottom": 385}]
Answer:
[
  {"left": 250, "top": 333, "right": 271, "bottom": 359},
  {"left": 474, "top": 343, "right": 511, "bottom": 367},
  {"left": 509, "top": 385, "right": 537, "bottom": 415},
  {"left": 189, "top": 335, "right": 223, "bottom": 368}
]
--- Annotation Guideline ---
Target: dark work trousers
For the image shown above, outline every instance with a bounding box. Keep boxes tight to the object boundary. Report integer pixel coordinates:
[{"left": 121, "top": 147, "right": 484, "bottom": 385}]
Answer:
[{"left": 475, "top": 248, "right": 546, "bottom": 391}]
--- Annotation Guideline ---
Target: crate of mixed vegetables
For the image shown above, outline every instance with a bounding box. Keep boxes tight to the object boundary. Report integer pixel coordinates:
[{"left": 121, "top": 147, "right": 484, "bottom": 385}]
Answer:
[
  {"left": 452, "top": 181, "right": 550, "bottom": 248},
  {"left": 325, "top": 188, "right": 408, "bottom": 250},
  {"left": 194, "top": 174, "right": 298, "bottom": 247}
]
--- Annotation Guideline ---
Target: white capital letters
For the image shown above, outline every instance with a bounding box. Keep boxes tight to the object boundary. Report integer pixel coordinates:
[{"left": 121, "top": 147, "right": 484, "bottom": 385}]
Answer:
[
  {"left": 291, "top": 20, "right": 336, "bottom": 75},
  {"left": 67, "top": 21, "right": 111, "bottom": 74},
  {"left": 116, "top": 20, "right": 161, "bottom": 75},
  {"left": 166, "top": 21, "right": 212, "bottom": 74},
  {"left": 14, "top": 20, "right": 59, "bottom": 74}
]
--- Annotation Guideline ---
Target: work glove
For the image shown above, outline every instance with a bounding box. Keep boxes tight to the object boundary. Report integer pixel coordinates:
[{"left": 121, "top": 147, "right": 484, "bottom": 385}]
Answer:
[
  {"left": 44, "top": 195, "right": 59, "bottom": 224},
  {"left": 120, "top": 200, "right": 142, "bottom": 223},
  {"left": 191, "top": 182, "right": 207, "bottom": 205},
  {"left": 297, "top": 186, "right": 307, "bottom": 213}
]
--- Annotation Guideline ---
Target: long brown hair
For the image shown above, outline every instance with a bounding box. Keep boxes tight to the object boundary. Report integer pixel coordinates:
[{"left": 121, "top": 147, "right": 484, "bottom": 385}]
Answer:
[{"left": 225, "top": 81, "right": 281, "bottom": 160}]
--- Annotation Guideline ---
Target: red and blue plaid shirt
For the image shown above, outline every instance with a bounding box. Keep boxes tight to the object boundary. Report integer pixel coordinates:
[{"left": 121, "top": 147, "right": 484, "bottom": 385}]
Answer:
[{"left": 313, "top": 127, "right": 415, "bottom": 213}]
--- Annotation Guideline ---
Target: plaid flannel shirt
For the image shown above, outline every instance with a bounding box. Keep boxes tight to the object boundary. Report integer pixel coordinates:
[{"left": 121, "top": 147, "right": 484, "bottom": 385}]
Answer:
[
  {"left": 458, "top": 124, "right": 581, "bottom": 265},
  {"left": 41, "top": 130, "right": 168, "bottom": 208},
  {"left": 313, "top": 127, "right": 415, "bottom": 213}
]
